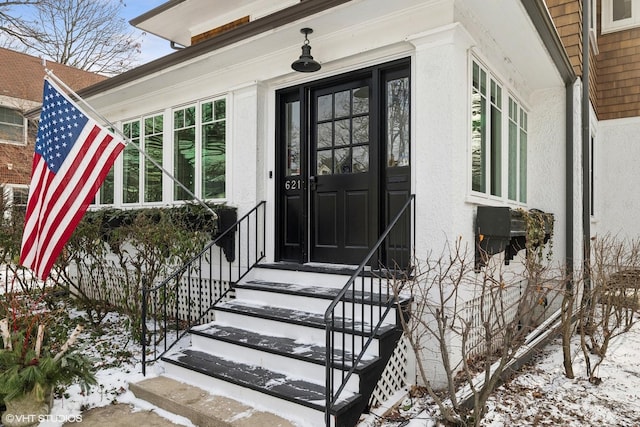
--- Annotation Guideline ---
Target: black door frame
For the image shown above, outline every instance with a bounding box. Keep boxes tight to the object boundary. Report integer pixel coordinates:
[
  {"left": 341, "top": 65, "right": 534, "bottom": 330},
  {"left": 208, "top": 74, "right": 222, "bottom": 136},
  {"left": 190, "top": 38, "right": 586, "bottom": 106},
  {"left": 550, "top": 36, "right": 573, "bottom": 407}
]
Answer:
[{"left": 275, "top": 58, "right": 411, "bottom": 265}]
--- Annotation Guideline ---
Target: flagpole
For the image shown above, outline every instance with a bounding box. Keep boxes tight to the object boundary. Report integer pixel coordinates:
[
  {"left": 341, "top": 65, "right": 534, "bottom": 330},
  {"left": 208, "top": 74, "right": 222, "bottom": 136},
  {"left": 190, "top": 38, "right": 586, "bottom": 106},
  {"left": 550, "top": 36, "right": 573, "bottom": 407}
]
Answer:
[{"left": 44, "top": 69, "right": 218, "bottom": 218}]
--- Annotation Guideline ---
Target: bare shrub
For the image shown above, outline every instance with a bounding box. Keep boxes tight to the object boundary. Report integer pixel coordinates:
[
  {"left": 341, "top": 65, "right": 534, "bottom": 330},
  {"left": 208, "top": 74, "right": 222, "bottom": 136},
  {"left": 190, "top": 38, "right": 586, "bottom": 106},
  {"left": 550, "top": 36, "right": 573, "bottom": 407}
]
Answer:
[{"left": 392, "top": 237, "right": 558, "bottom": 426}]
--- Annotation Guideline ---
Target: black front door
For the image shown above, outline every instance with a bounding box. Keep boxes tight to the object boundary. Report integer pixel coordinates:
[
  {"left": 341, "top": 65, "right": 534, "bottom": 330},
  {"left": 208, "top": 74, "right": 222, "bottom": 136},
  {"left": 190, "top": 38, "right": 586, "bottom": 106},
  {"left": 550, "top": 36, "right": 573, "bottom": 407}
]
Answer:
[
  {"left": 310, "top": 79, "right": 377, "bottom": 264},
  {"left": 276, "top": 59, "right": 410, "bottom": 266}
]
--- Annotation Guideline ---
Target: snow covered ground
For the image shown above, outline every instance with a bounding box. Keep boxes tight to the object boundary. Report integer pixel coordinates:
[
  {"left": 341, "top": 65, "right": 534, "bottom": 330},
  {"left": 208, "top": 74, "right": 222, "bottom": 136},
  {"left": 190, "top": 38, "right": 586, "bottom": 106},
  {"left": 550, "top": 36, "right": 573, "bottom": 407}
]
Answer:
[
  {"left": 3, "top": 261, "right": 640, "bottom": 427},
  {"left": 365, "top": 319, "right": 640, "bottom": 427}
]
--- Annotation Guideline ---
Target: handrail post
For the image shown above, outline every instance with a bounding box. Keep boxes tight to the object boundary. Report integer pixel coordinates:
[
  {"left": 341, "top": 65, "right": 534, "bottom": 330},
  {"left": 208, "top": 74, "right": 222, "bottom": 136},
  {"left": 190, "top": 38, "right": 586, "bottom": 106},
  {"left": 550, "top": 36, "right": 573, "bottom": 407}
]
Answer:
[{"left": 141, "top": 285, "right": 148, "bottom": 376}]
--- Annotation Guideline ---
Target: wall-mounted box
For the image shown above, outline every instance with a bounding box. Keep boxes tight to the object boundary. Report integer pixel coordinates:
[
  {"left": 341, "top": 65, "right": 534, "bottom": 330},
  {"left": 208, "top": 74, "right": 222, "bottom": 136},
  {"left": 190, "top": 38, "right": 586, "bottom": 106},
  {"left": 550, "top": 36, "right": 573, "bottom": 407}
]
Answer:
[{"left": 475, "top": 206, "right": 553, "bottom": 270}]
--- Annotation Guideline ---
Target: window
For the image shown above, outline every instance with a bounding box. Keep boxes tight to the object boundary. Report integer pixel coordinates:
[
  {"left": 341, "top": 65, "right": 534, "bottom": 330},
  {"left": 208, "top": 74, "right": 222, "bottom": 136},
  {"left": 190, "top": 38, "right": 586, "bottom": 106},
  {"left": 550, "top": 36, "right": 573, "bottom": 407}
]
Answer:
[
  {"left": 470, "top": 59, "right": 528, "bottom": 204},
  {"left": 471, "top": 60, "right": 502, "bottom": 197},
  {"left": 0, "top": 106, "right": 25, "bottom": 144},
  {"left": 174, "top": 98, "right": 226, "bottom": 201},
  {"left": 602, "top": 0, "right": 640, "bottom": 33},
  {"left": 508, "top": 98, "right": 527, "bottom": 203},
  {"left": 122, "top": 113, "right": 164, "bottom": 204},
  {"left": 590, "top": 134, "right": 595, "bottom": 216}
]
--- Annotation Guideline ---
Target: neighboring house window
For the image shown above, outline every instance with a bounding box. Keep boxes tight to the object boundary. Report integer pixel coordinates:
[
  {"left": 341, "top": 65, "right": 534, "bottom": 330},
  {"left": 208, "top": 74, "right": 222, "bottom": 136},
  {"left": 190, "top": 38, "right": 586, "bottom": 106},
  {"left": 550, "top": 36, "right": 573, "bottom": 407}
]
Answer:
[
  {"left": 174, "top": 98, "right": 226, "bottom": 201},
  {"left": 3, "top": 186, "right": 28, "bottom": 219},
  {"left": 602, "top": 0, "right": 640, "bottom": 33},
  {"left": 471, "top": 58, "right": 528, "bottom": 204},
  {"left": 0, "top": 106, "right": 25, "bottom": 144}
]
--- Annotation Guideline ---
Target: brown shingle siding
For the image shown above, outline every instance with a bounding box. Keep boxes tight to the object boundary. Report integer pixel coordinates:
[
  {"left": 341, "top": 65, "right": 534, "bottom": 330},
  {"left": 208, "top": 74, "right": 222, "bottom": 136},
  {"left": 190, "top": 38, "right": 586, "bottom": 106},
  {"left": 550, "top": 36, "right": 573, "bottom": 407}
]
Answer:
[
  {"left": 546, "top": 0, "right": 583, "bottom": 76},
  {"left": 595, "top": 0, "right": 640, "bottom": 120}
]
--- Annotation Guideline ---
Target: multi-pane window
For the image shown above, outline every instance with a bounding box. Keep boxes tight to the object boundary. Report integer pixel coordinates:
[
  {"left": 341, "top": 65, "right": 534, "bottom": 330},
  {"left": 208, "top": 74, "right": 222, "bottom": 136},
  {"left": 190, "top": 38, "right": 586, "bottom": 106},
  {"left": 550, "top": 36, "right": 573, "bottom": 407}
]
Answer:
[
  {"left": 145, "top": 115, "right": 164, "bottom": 202},
  {"left": 201, "top": 99, "right": 226, "bottom": 199},
  {"left": 316, "top": 87, "right": 370, "bottom": 175},
  {"left": 0, "top": 106, "right": 25, "bottom": 144},
  {"left": 508, "top": 98, "right": 527, "bottom": 203},
  {"left": 471, "top": 59, "right": 528, "bottom": 204},
  {"left": 471, "top": 61, "right": 502, "bottom": 197},
  {"left": 122, "top": 113, "right": 163, "bottom": 204},
  {"left": 174, "top": 98, "right": 226, "bottom": 201},
  {"left": 122, "top": 120, "right": 141, "bottom": 204}
]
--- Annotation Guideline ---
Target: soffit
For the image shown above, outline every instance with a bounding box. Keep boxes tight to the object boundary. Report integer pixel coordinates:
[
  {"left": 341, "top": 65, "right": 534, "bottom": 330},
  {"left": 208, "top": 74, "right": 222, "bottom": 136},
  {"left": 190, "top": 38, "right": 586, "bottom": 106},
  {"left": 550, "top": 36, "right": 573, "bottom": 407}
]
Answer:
[
  {"left": 457, "top": 0, "right": 567, "bottom": 91},
  {"left": 131, "top": 0, "right": 299, "bottom": 46}
]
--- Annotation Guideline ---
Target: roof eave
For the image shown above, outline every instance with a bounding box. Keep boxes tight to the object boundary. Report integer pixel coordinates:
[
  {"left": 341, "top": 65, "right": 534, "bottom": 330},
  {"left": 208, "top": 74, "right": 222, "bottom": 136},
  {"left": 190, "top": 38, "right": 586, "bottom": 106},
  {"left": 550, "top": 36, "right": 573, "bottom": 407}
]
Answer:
[{"left": 80, "top": 0, "right": 353, "bottom": 98}]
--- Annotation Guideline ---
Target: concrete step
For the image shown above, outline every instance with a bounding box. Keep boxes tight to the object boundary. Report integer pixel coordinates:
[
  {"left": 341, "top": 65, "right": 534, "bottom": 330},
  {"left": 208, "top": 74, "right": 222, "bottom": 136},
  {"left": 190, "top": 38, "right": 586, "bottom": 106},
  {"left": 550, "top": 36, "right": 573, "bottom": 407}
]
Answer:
[
  {"left": 189, "top": 323, "right": 380, "bottom": 393},
  {"left": 213, "top": 300, "right": 399, "bottom": 356},
  {"left": 234, "top": 280, "right": 402, "bottom": 325},
  {"left": 129, "top": 376, "right": 298, "bottom": 427},
  {"left": 161, "top": 349, "right": 363, "bottom": 427}
]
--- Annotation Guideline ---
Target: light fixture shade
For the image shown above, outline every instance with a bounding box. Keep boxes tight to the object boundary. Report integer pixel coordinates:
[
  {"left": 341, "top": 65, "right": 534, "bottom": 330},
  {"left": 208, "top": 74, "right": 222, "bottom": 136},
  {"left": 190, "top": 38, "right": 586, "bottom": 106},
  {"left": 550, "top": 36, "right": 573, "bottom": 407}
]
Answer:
[{"left": 291, "top": 28, "right": 321, "bottom": 73}]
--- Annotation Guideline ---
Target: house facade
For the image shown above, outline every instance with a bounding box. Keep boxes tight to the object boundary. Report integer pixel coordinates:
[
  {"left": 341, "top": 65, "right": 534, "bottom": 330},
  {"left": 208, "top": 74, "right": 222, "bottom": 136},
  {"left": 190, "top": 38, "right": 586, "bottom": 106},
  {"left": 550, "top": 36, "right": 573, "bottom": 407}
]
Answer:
[
  {"left": 0, "top": 48, "right": 106, "bottom": 212},
  {"left": 75, "top": 0, "right": 590, "bottom": 425}
]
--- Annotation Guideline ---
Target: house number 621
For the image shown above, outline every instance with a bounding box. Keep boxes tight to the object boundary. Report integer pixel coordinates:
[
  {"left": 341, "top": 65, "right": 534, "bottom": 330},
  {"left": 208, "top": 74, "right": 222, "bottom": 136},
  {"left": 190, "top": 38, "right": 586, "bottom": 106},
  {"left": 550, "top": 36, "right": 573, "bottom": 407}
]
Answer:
[{"left": 285, "top": 179, "right": 301, "bottom": 190}]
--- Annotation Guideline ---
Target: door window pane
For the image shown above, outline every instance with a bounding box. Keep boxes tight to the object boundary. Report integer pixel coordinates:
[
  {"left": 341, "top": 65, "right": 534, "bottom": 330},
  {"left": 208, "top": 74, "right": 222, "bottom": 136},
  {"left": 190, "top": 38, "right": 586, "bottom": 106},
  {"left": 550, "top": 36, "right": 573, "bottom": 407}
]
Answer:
[
  {"left": 352, "top": 87, "right": 369, "bottom": 114},
  {"left": 386, "top": 77, "right": 409, "bottom": 167},
  {"left": 353, "top": 116, "right": 369, "bottom": 144},
  {"left": 334, "top": 119, "right": 351, "bottom": 146},
  {"left": 317, "top": 150, "right": 332, "bottom": 175},
  {"left": 352, "top": 146, "right": 369, "bottom": 173},
  {"left": 334, "top": 90, "right": 350, "bottom": 118},
  {"left": 317, "top": 122, "right": 332, "bottom": 149},
  {"left": 285, "top": 100, "right": 301, "bottom": 176},
  {"left": 335, "top": 148, "right": 351, "bottom": 174},
  {"left": 317, "top": 94, "right": 332, "bottom": 121},
  {"left": 315, "top": 84, "right": 370, "bottom": 176}
]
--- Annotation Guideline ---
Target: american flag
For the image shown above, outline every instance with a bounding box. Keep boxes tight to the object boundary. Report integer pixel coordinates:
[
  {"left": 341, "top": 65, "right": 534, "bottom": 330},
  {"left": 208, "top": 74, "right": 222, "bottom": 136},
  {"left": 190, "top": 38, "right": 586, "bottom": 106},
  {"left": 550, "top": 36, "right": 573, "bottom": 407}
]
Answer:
[{"left": 20, "top": 78, "right": 125, "bottom": 280}]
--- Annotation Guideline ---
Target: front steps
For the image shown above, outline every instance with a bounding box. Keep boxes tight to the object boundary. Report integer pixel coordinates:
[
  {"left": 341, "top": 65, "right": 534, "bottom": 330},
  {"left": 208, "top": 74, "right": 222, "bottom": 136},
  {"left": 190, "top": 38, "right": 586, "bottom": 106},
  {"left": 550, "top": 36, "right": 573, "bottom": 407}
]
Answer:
[{"left": 136, "top": 264, "right": 408, "bottom": 427}]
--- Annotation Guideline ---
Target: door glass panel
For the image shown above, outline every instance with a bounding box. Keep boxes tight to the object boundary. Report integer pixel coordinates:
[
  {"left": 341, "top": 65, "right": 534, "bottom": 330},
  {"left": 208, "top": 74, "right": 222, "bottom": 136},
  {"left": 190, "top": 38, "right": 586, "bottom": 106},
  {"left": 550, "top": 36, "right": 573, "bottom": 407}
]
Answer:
[
  {"left": 353, "top": 116, "right": 369, "bottom": 144},
  {"left": 352, "top": 87, "right": 369, "bottom": 114},
  {"left": 335, "top": 147, "right": 351, "bottom": 174},
  {"left": 315, "top": 84, "right": 370, "bottom": 176},
  {"left": 318, "top": 94, "right": 332, "bottom": 121},
  {"left": 286, "top": 100, "right": 301, "bottom": 176},
  {"left": 352, "top": 146, "right": 369, "bottom": 173},
  {"left": 334, "top": 119, "right": 351, "bottom": 146},
  {"left": 387, "top": 77, "right": 410, "bottom": 167},
  {"left": 334, "top": 90, "right": 350, "bottom": 118},
  {"left": 317, "top": 150, "right": 332, "bottom": 175},
  {"left": 317, "top": 122, "right": 332, "bottom": 149}
]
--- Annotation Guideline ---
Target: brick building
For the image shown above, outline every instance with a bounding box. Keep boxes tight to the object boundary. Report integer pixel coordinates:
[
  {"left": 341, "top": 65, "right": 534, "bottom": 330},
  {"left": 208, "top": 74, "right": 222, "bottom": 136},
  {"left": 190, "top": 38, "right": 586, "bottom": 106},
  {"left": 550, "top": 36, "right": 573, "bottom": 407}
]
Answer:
[{"left": 0, "top": 47, "right": 106, "bottom": 209}]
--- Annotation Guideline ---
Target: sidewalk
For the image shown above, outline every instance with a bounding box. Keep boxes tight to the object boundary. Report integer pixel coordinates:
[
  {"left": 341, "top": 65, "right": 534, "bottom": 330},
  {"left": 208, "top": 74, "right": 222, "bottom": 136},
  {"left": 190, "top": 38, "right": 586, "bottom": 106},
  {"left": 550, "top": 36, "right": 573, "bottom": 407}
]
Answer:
[{"left": 63, "top": 404, "right": 183, "bottom": 427}]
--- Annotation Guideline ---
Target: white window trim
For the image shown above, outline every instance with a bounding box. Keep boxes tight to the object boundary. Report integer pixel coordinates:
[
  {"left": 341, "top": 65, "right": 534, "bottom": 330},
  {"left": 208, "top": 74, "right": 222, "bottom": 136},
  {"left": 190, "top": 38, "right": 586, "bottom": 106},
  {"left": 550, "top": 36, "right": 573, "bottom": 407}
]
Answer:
[
  {"left": 602, "top": 0, "right": 640, "bottom": 34},
  {"left": 467, "top": 55, "right": 529, "bottom": 207}
]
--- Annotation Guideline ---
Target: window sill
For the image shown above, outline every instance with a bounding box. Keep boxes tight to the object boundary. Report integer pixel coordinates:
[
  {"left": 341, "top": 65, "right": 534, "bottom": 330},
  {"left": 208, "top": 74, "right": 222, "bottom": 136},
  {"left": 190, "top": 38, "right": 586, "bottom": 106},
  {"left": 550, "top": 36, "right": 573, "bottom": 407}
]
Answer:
[{"left": 466, "top": 192, "right": 527, "bottom": 209}]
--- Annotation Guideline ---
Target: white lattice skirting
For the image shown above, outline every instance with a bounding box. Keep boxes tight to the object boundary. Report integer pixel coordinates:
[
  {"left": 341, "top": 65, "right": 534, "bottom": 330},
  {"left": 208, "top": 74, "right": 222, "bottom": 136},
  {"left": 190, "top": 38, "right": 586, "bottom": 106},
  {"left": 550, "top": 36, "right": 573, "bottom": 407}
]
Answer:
[{"left": 369, "top": 333, "right": 409, "bottom": 408}]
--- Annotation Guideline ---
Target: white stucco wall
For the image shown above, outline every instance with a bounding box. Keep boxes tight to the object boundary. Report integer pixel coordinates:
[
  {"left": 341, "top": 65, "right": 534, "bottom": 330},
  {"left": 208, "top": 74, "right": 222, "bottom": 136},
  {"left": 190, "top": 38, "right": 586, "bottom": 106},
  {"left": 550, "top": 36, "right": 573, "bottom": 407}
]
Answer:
[
  {"left": 595, "top": 116, "right": 640, "bottom": 239},
  {"left": 81, "top": 0, "right": 574, "bottom": 392}
]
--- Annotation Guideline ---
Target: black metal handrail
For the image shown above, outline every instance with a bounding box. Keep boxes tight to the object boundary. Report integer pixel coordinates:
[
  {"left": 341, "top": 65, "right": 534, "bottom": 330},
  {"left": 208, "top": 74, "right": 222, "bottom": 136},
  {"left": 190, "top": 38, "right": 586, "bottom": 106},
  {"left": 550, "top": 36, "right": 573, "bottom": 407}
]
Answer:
[
  {"left": 141, "top": 201, "right": 266, "bottom": 375},
  {"left": 324, "top": 194, "right": 415, "bottom": 426}
]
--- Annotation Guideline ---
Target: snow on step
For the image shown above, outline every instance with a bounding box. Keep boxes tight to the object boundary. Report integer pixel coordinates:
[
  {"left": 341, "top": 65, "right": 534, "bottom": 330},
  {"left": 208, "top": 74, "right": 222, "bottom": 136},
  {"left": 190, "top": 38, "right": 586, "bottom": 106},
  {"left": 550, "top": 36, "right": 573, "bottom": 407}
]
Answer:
[{"left": 162, "top": 348, "right": 361, "bottom": 427}]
